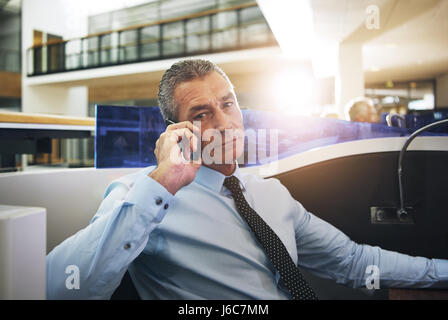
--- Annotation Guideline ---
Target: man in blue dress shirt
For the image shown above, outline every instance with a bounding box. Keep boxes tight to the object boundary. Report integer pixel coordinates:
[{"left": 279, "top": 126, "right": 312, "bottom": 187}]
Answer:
[{"left": 46, "top": 59, "right": 448, "bottom": 299}]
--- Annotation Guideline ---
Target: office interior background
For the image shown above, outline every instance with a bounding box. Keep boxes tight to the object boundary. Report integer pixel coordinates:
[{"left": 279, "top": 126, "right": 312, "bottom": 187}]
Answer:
[
  {"left": 1, "top": 0, "right": 448, "bottom": 301},
  {"left": 0, "top": 0, "right": 447, "bottom": 171}
]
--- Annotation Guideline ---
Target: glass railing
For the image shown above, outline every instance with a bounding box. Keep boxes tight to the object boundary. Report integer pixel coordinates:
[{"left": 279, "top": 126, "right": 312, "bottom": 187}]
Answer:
[
  {"left": 27, "top": 2, "right": 277, "bottom": 76},
  {"left": 0, "top": 48, "right": 21, "bottom": 73}
]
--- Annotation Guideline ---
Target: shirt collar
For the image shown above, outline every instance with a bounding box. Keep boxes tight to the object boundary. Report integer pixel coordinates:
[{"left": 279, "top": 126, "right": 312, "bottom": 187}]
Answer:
[{"left": 195, "top": 161, "right": 246, "bottom": 193}]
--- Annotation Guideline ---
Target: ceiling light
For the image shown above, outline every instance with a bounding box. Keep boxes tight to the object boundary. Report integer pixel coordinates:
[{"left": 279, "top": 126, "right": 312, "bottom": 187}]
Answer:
[
  {"left": 257, "top": 0, "right": 315, "bottom": 59},
  {"left": 257, "top": 0, "right": 339, "bottom": 78}
]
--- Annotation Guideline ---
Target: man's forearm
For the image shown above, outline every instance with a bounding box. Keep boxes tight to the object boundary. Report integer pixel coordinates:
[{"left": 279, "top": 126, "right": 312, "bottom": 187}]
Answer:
[
  {"left": 46, "top": 173, "right": 174, "bottom": 299},
  {"left": 346, "top": 244, "right": 448, "bottom": 289},
  {"left": 295, "top": 208, "right": 448, "bottom": 289}
]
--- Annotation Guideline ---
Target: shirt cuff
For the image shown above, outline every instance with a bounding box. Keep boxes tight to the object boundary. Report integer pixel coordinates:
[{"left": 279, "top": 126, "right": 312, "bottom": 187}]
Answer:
[
  {"left": 124, "top": 172, "right": 174, "bottom": 223},
  {"left": 434, "top": 259, "right": 448, "bottom": 280}
]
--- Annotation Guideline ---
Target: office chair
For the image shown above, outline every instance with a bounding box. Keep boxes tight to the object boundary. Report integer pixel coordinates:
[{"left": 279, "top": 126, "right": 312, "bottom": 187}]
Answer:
[
  {"left": 386, "top": 113, "right": 406, "bottom": 128},
  {"left": 111, "top": 271, "right": 141, "bottom": 300}
]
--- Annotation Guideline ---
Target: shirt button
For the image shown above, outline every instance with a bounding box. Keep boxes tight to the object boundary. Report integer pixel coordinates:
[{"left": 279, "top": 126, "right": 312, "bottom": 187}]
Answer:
[
  {"left": 164, "top": 203, "right": 169, "bottom": 210},
  {"left": 155, "top": 197, "right": 162, "bottom": 205},
  {"left": 124, "top": 243, "right": 131, "bottom": 250}
]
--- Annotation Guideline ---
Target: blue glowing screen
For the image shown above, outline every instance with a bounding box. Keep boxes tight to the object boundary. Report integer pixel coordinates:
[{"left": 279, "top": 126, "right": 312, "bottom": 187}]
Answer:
[{"left": 95, "top": 105, "right": 448, "bottom": 169}]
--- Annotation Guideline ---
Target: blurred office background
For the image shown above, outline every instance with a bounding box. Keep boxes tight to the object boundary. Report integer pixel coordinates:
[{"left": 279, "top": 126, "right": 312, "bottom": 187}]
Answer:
[{"left": 1, "top": 0, "right": 448, "bottom": 172}]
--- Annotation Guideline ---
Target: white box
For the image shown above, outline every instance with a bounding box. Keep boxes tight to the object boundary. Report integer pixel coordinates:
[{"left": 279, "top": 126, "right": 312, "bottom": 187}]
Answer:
[{"left": 0, "top": 205, "right": 46, "bottom": 299}]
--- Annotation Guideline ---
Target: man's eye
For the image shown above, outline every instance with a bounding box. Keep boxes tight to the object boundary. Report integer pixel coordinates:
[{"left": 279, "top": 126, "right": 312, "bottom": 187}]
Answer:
[
  {"left": 194, "top": 113, "right": 206, "bottom": 120},
  {"left": 224, "top": 102, "right": 233, "bottom": 107}
]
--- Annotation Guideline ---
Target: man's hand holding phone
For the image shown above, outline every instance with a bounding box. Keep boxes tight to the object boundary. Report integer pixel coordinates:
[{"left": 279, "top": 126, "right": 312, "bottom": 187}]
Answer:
[{"left": 148, "top": 121, "right": 201, "bottom": 195}]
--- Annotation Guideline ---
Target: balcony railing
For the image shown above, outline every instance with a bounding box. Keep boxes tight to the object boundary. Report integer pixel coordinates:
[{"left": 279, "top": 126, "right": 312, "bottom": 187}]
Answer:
[
  {"left": 26, "top": 2, "right": 277, "bottom": 76},
  {"left": 0, "top": 48, "right": 21, "bottom": 73}
]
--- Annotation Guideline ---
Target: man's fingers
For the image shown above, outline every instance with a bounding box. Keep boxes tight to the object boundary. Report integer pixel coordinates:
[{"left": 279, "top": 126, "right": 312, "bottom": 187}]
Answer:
[
  {"left": 156, "top": 126, "right": 202, "bottom": 166},
  {"left": 180, "top": 131, "right": 200, "bottom": 161},
  {"left": 170, "top": 128, "right": 195, "bottom": 144},
  {"left": 191, "top": 133, "right": 199, "bottom": 152},
  {"left": 165, "top": 128, "right": 198, "bottom": 159},
  {"left": 166, "top": 121, "right": 200, "bottom": 134}
]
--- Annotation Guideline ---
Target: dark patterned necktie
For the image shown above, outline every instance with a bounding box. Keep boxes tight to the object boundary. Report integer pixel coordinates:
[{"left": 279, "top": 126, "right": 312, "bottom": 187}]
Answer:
[{"left": 224, "top": 176, "right": 318, "bottom": 300}]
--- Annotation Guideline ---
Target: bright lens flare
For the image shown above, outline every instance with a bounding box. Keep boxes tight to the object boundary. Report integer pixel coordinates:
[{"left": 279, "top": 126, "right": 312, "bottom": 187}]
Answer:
[{"left": 269, "top": 70, "right": 315, "bottom": 115}]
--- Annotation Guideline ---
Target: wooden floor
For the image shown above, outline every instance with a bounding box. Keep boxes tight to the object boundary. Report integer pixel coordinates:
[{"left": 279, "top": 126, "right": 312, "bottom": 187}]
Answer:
[{"left": 389, "top": 288, "right": 448, "bottom": 300}]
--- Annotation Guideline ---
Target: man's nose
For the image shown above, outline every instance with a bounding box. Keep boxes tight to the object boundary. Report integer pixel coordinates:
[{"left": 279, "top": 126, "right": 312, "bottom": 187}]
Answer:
[{"left": 212, "top": 107, "right": 233, "bottom": 132}]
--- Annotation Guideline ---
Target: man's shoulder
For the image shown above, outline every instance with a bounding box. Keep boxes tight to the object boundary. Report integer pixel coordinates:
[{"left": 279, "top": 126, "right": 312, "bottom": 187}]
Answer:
[
  {"left": 104, "top": 165, "right": 156, "bottom": 198},
  {"left": 240, "top": 169, "right": 287, "bottom": 192},
  {"left": 240, "top": 169, "right": 302, "bottom": 211}
]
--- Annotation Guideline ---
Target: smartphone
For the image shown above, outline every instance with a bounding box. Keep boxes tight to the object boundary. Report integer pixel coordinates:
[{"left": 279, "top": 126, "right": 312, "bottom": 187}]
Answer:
[{"left": 165, "top": 119, "right": 200, "bottom": 162}]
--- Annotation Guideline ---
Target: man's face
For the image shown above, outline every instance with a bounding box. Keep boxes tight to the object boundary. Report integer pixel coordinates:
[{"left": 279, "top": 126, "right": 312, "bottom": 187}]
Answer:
[{"left": 174, "top": 71, "right": 245, "bottom": 165}]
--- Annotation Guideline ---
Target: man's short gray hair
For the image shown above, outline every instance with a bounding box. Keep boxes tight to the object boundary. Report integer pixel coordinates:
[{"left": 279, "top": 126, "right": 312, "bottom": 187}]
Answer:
[{"left": 158, "top": 59, "right": 233, "bottom": 122}]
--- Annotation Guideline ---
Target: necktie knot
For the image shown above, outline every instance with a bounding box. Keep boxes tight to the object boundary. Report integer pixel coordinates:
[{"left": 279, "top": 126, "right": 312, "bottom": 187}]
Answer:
[{"left": 223, "top": 176, "right": 241, "bottom": 194}]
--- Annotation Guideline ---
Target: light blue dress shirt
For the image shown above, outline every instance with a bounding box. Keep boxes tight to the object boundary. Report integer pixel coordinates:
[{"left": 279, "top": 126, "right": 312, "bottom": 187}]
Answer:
[{"left": 46, "top": 164, "right": 448, "bottom": 299}]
